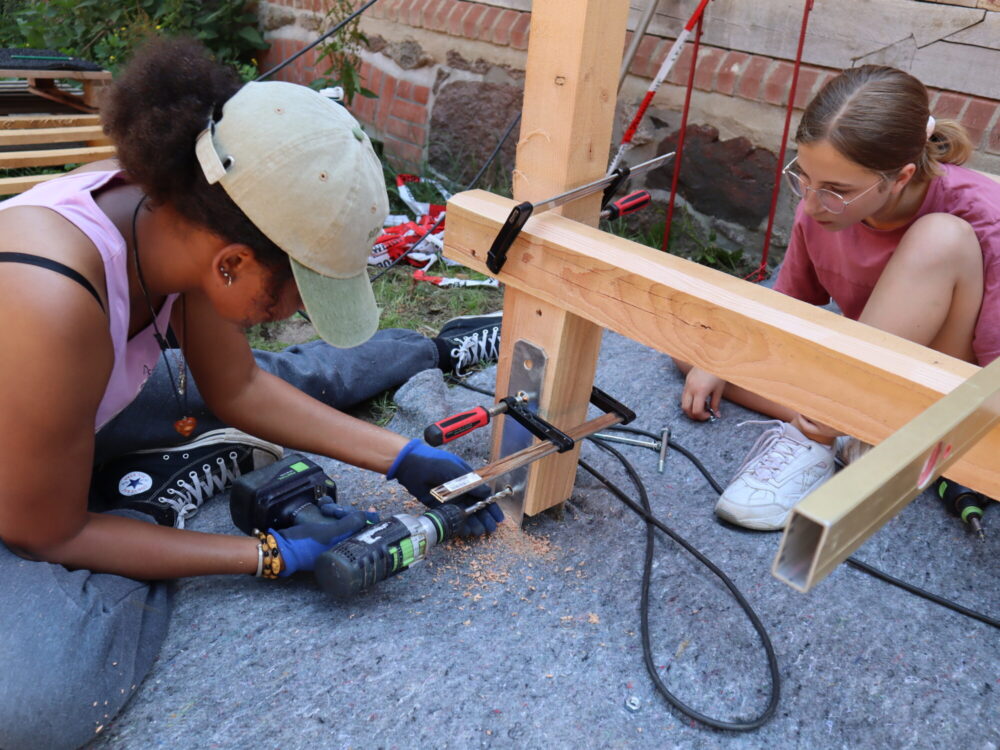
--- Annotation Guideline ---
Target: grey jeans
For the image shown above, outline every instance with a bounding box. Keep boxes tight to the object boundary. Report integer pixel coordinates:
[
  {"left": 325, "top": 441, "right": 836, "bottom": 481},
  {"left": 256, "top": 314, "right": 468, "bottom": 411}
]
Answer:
[{"left": 0, "top": 330, "right": 438, "bottom": 749}]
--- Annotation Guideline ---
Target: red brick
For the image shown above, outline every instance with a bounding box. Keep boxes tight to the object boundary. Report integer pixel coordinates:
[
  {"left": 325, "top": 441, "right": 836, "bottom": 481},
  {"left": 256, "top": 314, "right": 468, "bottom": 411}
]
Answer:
[
  {"left": 665, "top": 45, "right": 694, "bottom": 86},
  {"left": 419, "top": 0, "right": 443, "bottom": 28},
  {"left": 367, "top": 67, "right": 383, "bottom": 98},
  {"left": 492, "top": 9, "right": 519, "bottom": 46},
  {"left": 509, "top": 12, "right": 531, "bottom": 50},
  {"left": 352, "top": 93, "right": 377, "bottom": 123},
  {"left": 390, "top": 97, "right": 427, "bottom": 124},
  {"left": 715, "top": 51, "right": 750, "bottom": 96},
  {"left": 762, "top": 60, "right": 795, "bottom": 105},
  {"left": 368, "top": 0, "right": 386, "bottom": 20},
  {"left": 412, "top": 84, "right": 430, "bottom": 105},
  {"left": 386, "top": 116, "right": 428, "bottom": 145},
  {"left": 447, "top": 3, "right": 469, "bottom": 36},
  {"left": 431, "top": 0, "right": 458, "bottom": 32},
  {"left": 629, "top": 34, "right": 661, "bottom": 80},
  {"left": 736, "top": 56, "right": 772, "bottom": 101},
  {"left": 405, "top": 0, "right": 425, "bottom": 27},
  {"left": 791, "top": 67, "right": 821, "bottom": 109},
  {"left": 961, "top": 97, "right": 999, "bottom": 149},
  {"left": 477, "top": 6, "right": 501, "bottom": 42},
  {"left": 384, "top": 136, "right": 425, "bottom": 167},
  {"left": 932, "top": 91, "right": 967, "bottom": 120},
  {"left": 461, "top": 4, "right": 486, "bottom": 37},
  {"left": 692, "top": 46, "right": 726, "bottom": 92},
  {"left": 988, "top": 116, "right": 1000, "bottom": 155},
  {"left": 396, "top": 80, "right": 412, "bottom": 100},
  {"left": 382, "top": 0, "right": 404, "bottom": 22}
]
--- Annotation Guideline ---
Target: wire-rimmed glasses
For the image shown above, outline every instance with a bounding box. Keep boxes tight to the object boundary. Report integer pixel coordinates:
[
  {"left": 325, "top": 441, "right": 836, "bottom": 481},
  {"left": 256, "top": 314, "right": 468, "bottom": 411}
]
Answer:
[{"left": 782, "top": 157, "right": 885, "bottom": 214}]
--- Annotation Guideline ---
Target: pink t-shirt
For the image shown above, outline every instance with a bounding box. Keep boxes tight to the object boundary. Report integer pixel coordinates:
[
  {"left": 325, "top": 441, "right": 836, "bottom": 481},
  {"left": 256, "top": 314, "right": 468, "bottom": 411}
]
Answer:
[
  {"left": 774, "top": 163, "right": 1000, "bottom": 365},
  {"left": 0, "top": 170, "right": 177, "bottom": 430}
]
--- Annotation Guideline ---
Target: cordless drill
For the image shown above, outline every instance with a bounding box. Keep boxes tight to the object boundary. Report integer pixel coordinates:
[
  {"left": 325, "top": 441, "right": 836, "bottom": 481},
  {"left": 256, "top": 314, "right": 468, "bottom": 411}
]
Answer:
[
  {"left": 936, "top": 478, "right": 987, "bottom": 541},
  {"left": 230, "top": 453, "right": 505, "bottom": 599},
  {"left": 313, "top": 494, "right": 503, "bottom": 599}
]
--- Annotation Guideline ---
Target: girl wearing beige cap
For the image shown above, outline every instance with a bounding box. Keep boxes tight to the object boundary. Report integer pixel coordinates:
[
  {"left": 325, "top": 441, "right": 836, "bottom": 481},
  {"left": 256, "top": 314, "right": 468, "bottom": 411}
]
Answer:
[{"left": 0, "top": 37, "right": 501, "bottom": 746}]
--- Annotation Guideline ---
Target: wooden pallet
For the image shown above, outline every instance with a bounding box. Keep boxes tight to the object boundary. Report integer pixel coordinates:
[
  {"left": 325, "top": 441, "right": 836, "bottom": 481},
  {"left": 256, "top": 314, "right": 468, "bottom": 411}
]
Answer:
[{"left": 0, "top": 113, "right": 113, "bottom": 195}]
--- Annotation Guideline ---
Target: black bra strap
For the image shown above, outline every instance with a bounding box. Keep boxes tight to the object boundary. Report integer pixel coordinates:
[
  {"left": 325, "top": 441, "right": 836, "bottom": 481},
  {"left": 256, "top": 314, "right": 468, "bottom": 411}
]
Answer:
[{"left": 0, "top": 251, "right": 105, "bottom": 312}]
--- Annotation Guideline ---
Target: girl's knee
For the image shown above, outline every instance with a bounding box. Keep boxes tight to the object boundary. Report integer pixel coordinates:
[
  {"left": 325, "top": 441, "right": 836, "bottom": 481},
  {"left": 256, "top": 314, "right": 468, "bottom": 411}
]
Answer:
[{"left": 897, "top": 213, "right": 981, "bottom": 269}]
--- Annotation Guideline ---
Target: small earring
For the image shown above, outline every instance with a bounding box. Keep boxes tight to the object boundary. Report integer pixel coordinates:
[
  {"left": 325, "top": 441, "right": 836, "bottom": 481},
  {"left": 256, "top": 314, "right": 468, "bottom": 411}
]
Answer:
[{"left": 219, "top": 266, "right": 233, "bottom": 287}]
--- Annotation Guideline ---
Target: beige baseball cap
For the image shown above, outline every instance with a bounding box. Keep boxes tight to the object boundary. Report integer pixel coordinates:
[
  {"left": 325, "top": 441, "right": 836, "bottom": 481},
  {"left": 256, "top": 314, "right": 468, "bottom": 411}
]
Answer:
[{"left": 194, "top": 81, "right": 388, "bottom": 347}]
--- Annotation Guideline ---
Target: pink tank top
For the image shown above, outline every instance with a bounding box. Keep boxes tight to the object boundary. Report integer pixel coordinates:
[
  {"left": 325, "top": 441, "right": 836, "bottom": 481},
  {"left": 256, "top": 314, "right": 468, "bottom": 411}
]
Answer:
[{"left": 0, "top": 170, "right": 177, "bottom": 430}]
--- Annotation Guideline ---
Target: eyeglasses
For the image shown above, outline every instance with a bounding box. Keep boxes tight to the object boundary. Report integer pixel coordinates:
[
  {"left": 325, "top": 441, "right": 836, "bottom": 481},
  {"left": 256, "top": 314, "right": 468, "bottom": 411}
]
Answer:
[{"left": 782, "top": 158, "right": 885, "bottom": 214}]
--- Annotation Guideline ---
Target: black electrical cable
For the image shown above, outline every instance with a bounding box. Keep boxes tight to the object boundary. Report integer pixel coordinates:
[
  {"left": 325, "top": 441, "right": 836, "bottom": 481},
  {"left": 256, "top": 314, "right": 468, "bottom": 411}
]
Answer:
[
  {"left": 256, "top": 0, "right": 381, "bottom": 82},
  {"left": 596, "top": 424, "right": 999, "bottom": 631},
  {"left": 584, "top": 437, "right": 781, "bottom": 731},
  {"left": 369, "top": 111, "right": 523, "bottom": 283}
]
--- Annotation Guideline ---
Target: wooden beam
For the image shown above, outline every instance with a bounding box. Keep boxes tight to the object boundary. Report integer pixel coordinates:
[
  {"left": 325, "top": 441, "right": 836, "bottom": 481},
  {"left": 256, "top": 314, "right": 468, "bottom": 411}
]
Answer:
[
  {"left": 488, "top": 0, "right": 629, "bottom": 517},
  {"left": 774, "top": 355, "right": 1000, "bottom": 592},
  {"left": 0, "top": 125, "right": 108, "bottom": 147},
  {"left": 442, "top": 189, "right": 1000, "bottom": 498},
  {"left": 0, "top": 114, "right": 101, "bottom": 129},
  {"left": 0, "top": 172, "right": 60, "bottom": 195},
  {"left": 0, "top": 144, "right": 114, "bottom": 169}
]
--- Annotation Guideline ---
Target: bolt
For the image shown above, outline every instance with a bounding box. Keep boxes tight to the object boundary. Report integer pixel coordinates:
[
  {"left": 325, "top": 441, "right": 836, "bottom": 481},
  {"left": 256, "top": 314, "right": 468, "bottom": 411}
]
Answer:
[{"left": 624, "top": 695, "right": 641, "bottom": 713}]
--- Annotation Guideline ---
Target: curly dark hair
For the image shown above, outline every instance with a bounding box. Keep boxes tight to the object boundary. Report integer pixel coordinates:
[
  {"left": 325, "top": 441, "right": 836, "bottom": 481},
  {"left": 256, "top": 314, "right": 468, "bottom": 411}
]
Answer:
[{"left": 101, "top": 36, "right": 293, "bottom": 306}]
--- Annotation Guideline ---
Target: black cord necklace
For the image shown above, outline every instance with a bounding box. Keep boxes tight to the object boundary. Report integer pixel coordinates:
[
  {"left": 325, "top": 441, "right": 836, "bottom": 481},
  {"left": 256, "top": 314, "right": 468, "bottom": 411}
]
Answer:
[{"left": 130, "top": 195, "right": 196, "bottom": 437}]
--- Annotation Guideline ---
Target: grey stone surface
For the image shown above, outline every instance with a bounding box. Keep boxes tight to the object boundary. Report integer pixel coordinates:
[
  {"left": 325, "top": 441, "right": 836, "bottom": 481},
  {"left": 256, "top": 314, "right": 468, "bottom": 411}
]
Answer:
[{"left": 92, "top": 332, "right": 999, "bottom": 749}]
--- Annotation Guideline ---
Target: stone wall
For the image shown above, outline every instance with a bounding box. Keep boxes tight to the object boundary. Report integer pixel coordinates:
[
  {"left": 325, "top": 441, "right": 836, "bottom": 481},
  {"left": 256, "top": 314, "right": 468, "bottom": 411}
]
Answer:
[{"left": 255, "top": 0, "right": 1000, "bottom": 256}]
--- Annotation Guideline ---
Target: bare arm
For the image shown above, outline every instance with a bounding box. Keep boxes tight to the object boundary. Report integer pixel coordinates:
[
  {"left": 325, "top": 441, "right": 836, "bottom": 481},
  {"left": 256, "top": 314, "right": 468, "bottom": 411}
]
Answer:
[
  {"left": 180, "top": 289, "right": 409, "bottom": 474},
  {"left": 0, "top": 230, "right": 258, "bottom": 579}
]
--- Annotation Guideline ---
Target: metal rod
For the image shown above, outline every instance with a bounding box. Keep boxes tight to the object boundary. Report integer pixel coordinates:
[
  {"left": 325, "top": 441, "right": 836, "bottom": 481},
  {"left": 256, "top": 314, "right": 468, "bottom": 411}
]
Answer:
[
  {"left": 591, "top": 432, "right": 660, "bottom": 449},
  {"left": 618, "top": 0, "right": 660, "bottom": 92},
  {"left": 431, "top": 412, "right": 623, "bottom": 504},
  {"left": 532, "top": 151, "right": 675, "bottom": 212}
]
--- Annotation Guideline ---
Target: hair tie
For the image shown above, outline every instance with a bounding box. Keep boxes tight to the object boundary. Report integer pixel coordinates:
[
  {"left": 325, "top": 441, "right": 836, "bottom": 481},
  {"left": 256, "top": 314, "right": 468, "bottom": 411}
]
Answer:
[{"left": 926, "top": 115, "right": 936, "bottom": 140}]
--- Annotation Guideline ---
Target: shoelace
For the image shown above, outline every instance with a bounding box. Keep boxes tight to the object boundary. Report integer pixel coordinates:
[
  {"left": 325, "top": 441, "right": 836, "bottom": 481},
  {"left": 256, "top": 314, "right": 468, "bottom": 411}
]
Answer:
[
  {"left": 450, "top": 325, "right": 501, "bottom": 377},
  {"left": 730, "top": 419, "right": 807, "bottom": 482},
  {"left": 156, "top": 452, "right": 243, "bottom": 529}
]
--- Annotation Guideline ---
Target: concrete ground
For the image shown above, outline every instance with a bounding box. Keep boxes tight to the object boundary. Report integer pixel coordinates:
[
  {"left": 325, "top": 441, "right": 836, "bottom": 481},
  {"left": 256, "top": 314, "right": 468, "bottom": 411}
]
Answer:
[{"left": 92, "top": 331, "right": 999, "bottom": 749}]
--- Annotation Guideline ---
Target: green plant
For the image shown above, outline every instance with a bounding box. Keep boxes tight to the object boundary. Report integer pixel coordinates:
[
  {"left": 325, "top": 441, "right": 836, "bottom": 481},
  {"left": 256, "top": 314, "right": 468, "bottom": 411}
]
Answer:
[
  {"left": 310, "top": 0, "right": 374, "bottom": 105},
  {"left": 2, "top": 0, "right": 267, "bottom": 74}
]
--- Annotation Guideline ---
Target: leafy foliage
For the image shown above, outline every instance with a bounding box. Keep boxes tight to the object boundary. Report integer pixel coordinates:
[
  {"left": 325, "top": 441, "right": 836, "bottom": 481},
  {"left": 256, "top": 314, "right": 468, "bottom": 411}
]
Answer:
[
  {"left": 310, "top": 0, "right": 374, "bottom": 105},
  {"left": 0, "top": 0, "right": 267, "bottom": 75}
]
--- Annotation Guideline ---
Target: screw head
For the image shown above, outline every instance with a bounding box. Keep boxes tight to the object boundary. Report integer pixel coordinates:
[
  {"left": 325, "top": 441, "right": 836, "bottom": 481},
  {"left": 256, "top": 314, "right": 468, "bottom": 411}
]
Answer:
[{"left": 624, "top": 695, "right": 641, "bottom": 712}]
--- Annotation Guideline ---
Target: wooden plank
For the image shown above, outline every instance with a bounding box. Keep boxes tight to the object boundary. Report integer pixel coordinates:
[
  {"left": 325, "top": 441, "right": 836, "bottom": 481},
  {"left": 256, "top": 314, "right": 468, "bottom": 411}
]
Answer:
[
  {"left": 487, "top": 0, "right": 629, "bottom": 517},
  {"left": 443, "top": 189, "right": 1000, "bottom": 499},
  {"left": 0, "top": 144, "right": 114, "bottom": 169},
  {"left": 0, "top": 68, "right": 111, "bottom": 80},
  {"left": 0, "top": 172, "right": 60, "bottom": 195},
  {"left": 0, "top": 114, "right": 100, "bottom": 129},
  {"left": 0, "top": 125, "right": 108, "bottom": 146},
  {"left": 774, "top": 356, "right": 1000, "bottom": 592}
]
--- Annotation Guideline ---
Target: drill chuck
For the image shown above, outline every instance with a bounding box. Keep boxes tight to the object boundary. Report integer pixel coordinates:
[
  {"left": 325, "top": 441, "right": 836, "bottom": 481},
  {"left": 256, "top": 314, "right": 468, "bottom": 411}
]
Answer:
[{"left": 314, "top": 503, "right": 468, "bottom": 599}]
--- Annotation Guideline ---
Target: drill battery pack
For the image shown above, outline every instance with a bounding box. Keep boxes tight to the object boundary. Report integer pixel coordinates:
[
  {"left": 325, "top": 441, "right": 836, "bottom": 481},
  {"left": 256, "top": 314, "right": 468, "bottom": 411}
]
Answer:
[{"left": 230, "top": 454, "right": 337, "bottom": 535}]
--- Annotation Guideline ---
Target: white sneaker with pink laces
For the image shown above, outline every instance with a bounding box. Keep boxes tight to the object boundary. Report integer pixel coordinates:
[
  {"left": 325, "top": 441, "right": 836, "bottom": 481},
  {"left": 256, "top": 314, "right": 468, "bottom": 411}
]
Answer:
[{"left": 715, "top": 420, "right": 835, "bottom": 530}]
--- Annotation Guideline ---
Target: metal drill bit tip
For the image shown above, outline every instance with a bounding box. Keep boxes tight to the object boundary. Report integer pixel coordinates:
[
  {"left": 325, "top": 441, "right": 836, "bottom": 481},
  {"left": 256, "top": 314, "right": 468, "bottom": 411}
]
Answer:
[{"left": 969, "top": 517, "right": 986, "bottom": 541}]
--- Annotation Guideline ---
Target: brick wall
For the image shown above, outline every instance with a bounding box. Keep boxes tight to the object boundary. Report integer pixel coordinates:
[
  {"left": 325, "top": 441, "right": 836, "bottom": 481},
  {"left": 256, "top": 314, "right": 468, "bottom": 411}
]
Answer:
[{"left": 257, "top": 0, "right": 1000, "bottom": 174}]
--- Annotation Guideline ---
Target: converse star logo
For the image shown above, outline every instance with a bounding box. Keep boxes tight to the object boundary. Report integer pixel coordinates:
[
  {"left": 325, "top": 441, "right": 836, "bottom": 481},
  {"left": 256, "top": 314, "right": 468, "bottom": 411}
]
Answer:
[{"left": 118, "top": 471, "right": 153, "bottom": 497}]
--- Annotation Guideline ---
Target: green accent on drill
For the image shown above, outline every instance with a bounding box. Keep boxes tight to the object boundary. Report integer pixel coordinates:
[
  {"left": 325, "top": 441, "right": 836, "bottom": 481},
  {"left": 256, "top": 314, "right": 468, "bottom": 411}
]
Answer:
[
  {"left": 960, "top": 505, "right": 983, "bottom": 523},
  {"left": 389, "top": 545, "right": 401, "bottom": 572},
  {"left": 428, "top": 511, "right": 445, "bottom": 541},
  {"left": 399, "top": 537, "right": 415, "bottom": 567},
  {"left": 937, "top": 479, "right": 947, "bottom": 499},
  {"left": 289, "top": 461, "right": 310, "bottom": 472}
]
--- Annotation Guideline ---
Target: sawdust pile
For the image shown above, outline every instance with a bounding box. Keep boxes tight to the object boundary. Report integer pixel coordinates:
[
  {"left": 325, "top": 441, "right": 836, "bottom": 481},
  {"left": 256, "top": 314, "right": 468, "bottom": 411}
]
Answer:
[{"left": 432, "top": 520, "right": 558, "bottom": 591}]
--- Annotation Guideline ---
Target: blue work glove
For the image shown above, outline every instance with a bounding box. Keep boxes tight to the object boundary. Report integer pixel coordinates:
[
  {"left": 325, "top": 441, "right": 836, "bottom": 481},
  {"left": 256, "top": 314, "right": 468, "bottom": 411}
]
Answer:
[
  {"left": 386, "top": 438, "right": 504, "bottom": 536},
  {"left": 271, "top": 501, "right": 379, "bottom": 577}
]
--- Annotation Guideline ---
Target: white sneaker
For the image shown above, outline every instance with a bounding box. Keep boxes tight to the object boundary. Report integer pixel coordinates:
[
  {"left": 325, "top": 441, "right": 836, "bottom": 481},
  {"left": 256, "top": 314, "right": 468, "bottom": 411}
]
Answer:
[{"left": 715, "top": 420, "right": 835, "bottom": 530}]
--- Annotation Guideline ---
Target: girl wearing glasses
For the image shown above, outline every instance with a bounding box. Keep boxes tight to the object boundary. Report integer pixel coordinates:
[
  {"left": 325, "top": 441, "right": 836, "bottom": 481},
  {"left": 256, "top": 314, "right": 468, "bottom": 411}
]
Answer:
[{"left": 676, "top": 64, "right": 1000, "bottom": 530}]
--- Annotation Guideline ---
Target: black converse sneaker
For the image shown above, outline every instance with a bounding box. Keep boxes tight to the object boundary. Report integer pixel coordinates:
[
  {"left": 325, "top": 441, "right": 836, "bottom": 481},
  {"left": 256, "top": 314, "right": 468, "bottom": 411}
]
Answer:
[
  {"left": 436, "top": 312, "right": 502, "bottom": 377},
  {"left": 92, "top": 429, "right": 283, "bottom": 528}
]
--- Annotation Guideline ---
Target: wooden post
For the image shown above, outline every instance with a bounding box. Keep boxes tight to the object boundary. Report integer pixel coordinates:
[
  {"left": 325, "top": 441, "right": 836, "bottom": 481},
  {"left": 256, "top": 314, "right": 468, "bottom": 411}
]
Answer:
[{"left": 490, "top": 0, "right": 629, "bottom": 517}]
